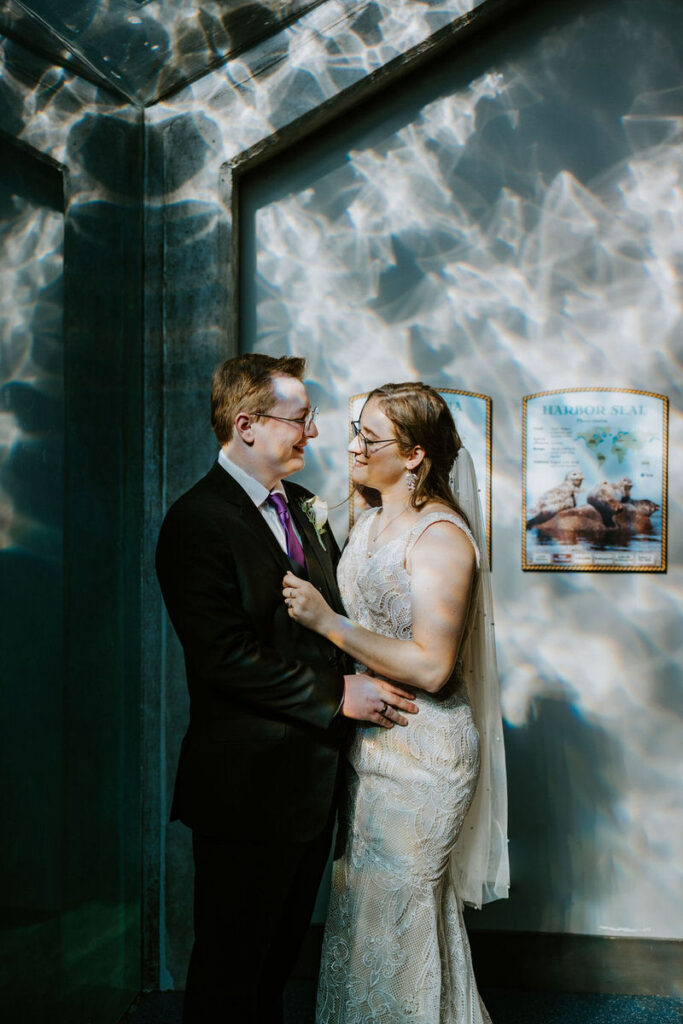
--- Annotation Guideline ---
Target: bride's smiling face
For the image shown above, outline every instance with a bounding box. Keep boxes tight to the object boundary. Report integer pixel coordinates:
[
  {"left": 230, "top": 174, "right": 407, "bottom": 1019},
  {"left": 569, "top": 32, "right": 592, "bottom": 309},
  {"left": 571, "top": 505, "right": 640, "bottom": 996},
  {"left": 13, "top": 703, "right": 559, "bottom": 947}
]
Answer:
[{"left": 349, "top": 398, "right": 407, "bottom": 491}]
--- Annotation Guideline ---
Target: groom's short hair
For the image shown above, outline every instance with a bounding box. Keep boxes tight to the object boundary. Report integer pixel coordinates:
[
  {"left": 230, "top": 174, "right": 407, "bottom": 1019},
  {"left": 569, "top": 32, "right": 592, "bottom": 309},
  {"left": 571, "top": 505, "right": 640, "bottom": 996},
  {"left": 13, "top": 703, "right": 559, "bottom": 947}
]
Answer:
[{"left": 211, "top": 353, "right": 306, "bottom": 444}]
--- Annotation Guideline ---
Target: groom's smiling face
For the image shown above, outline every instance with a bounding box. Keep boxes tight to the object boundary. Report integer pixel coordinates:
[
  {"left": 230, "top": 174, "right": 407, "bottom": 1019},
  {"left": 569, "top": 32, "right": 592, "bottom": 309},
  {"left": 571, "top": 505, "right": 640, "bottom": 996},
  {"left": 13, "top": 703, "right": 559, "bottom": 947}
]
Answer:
[{"left": 251, "top": 374, "right": 318, "bottom": 483}]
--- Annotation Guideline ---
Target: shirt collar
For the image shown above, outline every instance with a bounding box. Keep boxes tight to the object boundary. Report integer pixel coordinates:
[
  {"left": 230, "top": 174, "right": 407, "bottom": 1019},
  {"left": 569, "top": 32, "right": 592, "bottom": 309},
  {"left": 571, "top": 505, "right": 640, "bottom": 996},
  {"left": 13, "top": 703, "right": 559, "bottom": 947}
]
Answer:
[{"left": 217, "top": 450, "right": 287, "bottom": 508}]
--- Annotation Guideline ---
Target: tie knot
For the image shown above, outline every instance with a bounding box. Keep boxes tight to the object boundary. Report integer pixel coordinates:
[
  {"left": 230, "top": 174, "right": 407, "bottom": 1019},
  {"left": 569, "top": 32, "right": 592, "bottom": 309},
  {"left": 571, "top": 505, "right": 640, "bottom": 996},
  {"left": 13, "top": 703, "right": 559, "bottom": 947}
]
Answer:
[{"left": 267, "top": 492, "right": 288, "bottom": 517}]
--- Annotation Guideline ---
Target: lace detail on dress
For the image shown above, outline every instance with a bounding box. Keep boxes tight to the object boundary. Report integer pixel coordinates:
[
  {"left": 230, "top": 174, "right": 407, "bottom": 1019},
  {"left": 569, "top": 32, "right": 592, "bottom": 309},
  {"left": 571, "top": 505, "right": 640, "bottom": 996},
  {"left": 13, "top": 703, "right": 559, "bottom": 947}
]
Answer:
[{"left": 316, "top": 510, "right": 491, "bottom": 1024}]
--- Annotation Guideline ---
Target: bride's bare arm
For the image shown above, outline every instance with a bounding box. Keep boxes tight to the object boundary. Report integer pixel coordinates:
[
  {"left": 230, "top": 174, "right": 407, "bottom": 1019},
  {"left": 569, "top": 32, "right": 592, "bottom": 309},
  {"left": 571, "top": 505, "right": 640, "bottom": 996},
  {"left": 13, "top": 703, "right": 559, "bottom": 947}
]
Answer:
[{"left": 283, "top": 520, "right": 476, "bottom": 693}]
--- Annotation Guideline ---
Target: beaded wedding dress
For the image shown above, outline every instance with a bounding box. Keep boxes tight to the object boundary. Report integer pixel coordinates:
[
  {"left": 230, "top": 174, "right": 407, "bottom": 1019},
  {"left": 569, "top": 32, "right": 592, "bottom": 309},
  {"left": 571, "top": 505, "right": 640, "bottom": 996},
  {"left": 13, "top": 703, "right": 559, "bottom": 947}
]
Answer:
[{"left": 316, "top": 506, "right": 495, "bottom": 1024}]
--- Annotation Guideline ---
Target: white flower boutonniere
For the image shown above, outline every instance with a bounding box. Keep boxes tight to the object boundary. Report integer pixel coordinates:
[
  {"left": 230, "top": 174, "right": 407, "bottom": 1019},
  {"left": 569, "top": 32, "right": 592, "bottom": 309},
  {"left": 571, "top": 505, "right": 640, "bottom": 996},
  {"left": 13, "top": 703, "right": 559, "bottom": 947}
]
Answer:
[{"left": 300, "top": 495, "right": 328, "bottom": 551}]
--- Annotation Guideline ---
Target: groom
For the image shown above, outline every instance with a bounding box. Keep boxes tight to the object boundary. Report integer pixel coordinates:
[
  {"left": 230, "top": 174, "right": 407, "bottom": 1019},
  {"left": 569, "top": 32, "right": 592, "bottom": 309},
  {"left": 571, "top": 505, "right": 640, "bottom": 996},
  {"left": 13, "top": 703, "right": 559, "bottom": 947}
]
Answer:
[{"left": 156, "top": 353, "right": 417, "bottom": 1024}]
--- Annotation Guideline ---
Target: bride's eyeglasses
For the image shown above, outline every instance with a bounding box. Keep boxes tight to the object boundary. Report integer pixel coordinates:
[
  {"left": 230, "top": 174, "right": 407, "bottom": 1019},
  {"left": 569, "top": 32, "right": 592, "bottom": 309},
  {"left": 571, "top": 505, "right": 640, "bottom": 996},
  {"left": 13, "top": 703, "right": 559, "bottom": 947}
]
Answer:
[
  {"left": 253, "top": 407, "right": 319, "bottom": 433},
  {"left": 351, "top": 420, "right": 399, "bottom": 458}
]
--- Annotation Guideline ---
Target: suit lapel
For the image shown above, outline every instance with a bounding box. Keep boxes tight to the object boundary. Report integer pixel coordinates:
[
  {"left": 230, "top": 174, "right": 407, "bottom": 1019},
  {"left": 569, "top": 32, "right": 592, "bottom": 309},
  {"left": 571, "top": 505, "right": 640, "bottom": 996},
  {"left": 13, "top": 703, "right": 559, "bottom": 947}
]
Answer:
[
  {"left": 287, "top": 487, "right": 336, "bottom": 600},
  {"left": 208, "top": 464, "right": 338, "bottom": 600},
  {"left": 207, "top": 463, "right": 291, "bottom": 576}
]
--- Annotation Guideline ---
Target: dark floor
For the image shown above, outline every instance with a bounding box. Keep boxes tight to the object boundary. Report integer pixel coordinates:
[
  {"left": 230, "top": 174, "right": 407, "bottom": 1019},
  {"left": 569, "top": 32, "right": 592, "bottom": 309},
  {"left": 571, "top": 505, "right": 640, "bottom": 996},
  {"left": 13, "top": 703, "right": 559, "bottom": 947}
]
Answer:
[{"left": 124, "top": 984, "right": 683, "bottom": 1024}]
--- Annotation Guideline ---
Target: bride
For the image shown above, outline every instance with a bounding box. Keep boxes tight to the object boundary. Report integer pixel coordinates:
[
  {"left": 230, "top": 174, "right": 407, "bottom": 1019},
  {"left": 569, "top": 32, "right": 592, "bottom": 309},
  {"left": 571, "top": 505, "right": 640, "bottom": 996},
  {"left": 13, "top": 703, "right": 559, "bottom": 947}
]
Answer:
[{"left": 282, "top": 382, "right": 509, "bottom": 1024}]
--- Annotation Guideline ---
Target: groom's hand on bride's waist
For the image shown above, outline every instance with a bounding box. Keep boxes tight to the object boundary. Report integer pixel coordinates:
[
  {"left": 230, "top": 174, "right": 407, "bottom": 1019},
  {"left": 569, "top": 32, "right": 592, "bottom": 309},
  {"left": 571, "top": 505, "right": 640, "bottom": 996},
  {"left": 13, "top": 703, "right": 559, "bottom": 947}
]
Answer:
[{"left": 341, "top": 673, "right": 418, "bottom": 728}]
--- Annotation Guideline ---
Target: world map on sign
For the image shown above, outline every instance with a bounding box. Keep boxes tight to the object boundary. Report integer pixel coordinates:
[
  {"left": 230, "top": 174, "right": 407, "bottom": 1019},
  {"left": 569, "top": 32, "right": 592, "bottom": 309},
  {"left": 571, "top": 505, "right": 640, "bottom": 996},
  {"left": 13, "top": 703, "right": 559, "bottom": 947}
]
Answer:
[{"left": 575, "top": 429, "right": 645, "bottom": 466}]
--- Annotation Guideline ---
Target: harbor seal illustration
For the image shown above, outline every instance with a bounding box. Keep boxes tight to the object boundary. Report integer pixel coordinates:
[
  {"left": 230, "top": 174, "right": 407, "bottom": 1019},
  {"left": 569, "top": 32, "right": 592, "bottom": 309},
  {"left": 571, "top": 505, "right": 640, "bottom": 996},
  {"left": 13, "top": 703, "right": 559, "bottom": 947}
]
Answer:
[
  {"left": 535, "top": 504, "right": 606, "bottom": 544},
  {"left": 526, "top": 470, "right": 584, "bottom": 528},
  {"left": 587, "top": 478, "right": 633, "bottom": 526},
  {"left": 612, "top": 498, "right": 659, "bottom": 535}
]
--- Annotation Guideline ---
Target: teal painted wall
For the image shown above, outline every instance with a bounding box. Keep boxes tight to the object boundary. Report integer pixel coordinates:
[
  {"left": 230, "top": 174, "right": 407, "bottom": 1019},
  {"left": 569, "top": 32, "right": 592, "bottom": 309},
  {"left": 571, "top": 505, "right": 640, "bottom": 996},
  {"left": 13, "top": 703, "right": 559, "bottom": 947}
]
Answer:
[{"left": 0, "top": 119, "right": 142, "bottom": 1023}]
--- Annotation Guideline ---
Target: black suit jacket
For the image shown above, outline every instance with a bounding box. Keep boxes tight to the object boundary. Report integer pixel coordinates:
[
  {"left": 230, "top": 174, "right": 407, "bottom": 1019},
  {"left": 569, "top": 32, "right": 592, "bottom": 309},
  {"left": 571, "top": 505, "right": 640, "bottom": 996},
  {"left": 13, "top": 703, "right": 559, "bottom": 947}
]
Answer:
[{"left": 155, "top": 463, "right": 348, "bottom": 842}]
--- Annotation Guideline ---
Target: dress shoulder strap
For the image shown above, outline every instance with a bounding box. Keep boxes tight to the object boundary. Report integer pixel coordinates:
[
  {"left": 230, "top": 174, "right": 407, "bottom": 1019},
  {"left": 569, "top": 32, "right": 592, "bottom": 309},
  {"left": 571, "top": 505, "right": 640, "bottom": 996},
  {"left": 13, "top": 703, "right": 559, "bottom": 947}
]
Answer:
[{"left": 405, "top": 510, "right": 480, "bottom": 567}]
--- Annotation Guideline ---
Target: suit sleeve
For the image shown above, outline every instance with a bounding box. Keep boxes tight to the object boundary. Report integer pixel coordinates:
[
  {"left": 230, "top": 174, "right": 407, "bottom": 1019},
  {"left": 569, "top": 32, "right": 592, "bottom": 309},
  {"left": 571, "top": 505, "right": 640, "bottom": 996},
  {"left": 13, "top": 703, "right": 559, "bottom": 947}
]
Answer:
[{"left": 156, "top": 503, "right": 343, "bottom": 731}]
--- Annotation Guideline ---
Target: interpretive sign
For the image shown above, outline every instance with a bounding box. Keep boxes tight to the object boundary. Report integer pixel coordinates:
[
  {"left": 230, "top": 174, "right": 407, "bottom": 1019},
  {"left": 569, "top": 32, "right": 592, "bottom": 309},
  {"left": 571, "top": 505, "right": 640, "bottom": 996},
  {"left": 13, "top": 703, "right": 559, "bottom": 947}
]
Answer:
[{"left": 523, "top": 388, "right": 667, "bottom": 571}]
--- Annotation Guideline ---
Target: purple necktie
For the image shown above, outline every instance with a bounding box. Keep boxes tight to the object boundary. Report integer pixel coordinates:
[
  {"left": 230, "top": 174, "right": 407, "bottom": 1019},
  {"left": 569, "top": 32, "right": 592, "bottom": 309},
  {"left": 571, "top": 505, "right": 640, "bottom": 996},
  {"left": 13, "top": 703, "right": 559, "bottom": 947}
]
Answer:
[{"left": 267, "top": 493, "right": 306, "bottom": 569}]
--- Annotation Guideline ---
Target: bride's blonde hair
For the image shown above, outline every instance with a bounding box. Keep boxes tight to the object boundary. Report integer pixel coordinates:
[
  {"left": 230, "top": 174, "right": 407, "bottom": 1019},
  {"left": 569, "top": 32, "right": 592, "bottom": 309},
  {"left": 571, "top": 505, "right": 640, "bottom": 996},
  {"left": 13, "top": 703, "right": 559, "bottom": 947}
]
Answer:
[{"left": 365, "top": 382, "right": 469, "bottom": 523}]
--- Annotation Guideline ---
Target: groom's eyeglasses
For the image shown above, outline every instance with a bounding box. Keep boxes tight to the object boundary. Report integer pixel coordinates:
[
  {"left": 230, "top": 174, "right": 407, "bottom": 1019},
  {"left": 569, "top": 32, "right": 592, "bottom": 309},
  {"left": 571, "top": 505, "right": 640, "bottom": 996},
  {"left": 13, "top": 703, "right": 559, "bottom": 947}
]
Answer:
[
  {"left": 351, "top": 421, "right": 399, "bottom": 458},
  {"left": 253, "top": 406, "right": 319, "bottom": 433}
]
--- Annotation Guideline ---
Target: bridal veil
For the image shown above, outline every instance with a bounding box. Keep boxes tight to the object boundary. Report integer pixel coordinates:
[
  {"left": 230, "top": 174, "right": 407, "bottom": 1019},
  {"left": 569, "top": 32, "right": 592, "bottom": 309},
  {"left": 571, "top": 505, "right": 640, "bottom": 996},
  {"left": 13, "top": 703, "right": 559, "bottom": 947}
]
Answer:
[{"left": 449, "top": 447, "right": 510, "bottom": 908}]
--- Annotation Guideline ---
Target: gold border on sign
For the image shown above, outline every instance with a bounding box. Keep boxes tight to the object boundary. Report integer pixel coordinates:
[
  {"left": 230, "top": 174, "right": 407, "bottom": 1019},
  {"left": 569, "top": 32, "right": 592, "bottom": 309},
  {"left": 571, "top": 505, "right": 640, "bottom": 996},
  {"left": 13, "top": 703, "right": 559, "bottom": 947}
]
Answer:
[{"left": 522, "top": 387, "right": 668, "bottom": 573}]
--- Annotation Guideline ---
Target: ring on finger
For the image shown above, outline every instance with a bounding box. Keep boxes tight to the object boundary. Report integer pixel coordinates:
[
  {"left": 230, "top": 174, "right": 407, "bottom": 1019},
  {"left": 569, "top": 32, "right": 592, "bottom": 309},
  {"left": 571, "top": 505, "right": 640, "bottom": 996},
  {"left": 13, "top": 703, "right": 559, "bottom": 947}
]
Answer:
[{"left": 380, "top": 701, "right": 388, "bottom": 715}]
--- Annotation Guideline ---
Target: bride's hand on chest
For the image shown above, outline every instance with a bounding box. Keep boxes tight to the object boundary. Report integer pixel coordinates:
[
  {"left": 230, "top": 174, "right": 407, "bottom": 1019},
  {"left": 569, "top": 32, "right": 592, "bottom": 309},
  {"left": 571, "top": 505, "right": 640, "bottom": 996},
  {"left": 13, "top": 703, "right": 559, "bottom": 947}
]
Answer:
[{"left": 282, "top": 571, "right": 335, "bottom": 634}]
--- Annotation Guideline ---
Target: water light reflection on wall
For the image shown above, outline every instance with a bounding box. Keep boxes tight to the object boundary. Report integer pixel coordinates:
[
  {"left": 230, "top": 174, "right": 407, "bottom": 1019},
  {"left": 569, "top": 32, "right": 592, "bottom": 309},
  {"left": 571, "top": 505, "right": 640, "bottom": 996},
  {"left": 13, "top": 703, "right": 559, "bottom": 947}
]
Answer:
[{"left": 241, "top": 0, "right": 683, "bottom": 941}]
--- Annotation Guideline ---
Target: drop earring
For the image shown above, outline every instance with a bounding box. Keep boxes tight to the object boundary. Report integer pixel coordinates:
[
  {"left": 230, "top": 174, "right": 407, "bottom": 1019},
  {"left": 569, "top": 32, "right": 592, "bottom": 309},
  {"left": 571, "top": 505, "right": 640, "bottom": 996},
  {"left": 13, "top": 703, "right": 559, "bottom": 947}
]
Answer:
[{"left": 406, "top": 468, "right": 416, "bottom": 494}]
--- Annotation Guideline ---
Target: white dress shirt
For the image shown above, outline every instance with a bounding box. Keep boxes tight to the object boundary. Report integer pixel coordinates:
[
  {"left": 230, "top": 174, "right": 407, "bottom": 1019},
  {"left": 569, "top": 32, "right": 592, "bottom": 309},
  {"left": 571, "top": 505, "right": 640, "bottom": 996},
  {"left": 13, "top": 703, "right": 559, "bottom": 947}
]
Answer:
[{"left": 217, "top": 450, "right": 303, "bottom": 554}]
